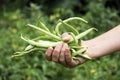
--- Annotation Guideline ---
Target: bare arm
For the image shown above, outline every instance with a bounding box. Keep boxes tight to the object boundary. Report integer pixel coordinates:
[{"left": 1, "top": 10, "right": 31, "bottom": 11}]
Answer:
[{"left": 85, "top": 25, "right": 120, "bottom": 58}]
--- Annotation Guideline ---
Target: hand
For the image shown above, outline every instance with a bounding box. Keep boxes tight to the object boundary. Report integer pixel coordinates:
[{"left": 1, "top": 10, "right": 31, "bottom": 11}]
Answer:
[{"left": 45, "top": 33, "right": 89, "bottom": 68}]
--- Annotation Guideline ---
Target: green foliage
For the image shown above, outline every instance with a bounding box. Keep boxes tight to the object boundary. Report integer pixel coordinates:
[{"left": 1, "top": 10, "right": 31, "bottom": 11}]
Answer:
[{"left": 0, "top": 0, "right": 120, "bottom": 80}]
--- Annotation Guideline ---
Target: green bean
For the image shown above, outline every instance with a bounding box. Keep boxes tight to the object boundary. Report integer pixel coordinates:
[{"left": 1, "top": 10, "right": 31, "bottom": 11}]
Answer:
[
  {"left": 37, "top": 21, "right": 50, "bottom": 32},
  {"left": 21, "top": 35, "right": 63, "bottom": 48},
  {"left": 76, "top": 28, "right": 96, "bottom": 40},
  {"left": 72, "top": 47, "right": 92, "bottom": 60},
  {"left": 70, "top": 46, "right": 81, "bottom": 49},
  {"left": 69, "top": 32, "right": 78, "bottom": 44},
  {"left": 72, "top": 47, "right": 87, "bottom": 56},
  {"left": 27, "top": 24, "right": 61, "bottom": 40},
  {"left": 32, "top": 35, "right": 58, "bottom": 41},
  {"left": 55, "top": 17, "right": 88, "bottom": 36},
  {"left": 59, "top": 19, "right": 79, "bottom": 35},
  {"left": 24, "top": 45, "right": 34, "bottom": 51},
  {"left": 12, "top": 48, "right": 39, "bottom": 58}
]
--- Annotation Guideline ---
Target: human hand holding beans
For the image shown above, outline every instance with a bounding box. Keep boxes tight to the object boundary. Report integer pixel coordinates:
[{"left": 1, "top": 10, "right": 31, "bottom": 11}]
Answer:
[{"left": 45, "top": 33, "right": 89, "bottom": 68}]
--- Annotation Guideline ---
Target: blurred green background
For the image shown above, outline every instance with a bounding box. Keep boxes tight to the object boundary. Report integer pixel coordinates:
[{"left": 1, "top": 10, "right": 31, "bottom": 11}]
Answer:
[{"left": 0, "top": 0, "right": 120, "bottom": 80}]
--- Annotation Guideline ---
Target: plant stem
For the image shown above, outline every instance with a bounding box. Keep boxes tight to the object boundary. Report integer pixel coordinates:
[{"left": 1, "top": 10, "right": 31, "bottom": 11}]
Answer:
[{"left": 76, "top": 28, "right": 96, "bottom": 39}]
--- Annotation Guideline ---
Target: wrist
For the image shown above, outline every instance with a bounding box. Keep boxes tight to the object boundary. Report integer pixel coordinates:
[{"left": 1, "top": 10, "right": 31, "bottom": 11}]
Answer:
[{"left": 81, "top": 40, "right": 103, "bottom": 59}]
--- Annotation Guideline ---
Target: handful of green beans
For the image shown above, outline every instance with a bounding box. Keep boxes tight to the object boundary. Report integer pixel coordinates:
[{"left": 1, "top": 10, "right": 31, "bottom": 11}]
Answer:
[{"left": 12, "top": 17, "right": 96, "bottom": 60}]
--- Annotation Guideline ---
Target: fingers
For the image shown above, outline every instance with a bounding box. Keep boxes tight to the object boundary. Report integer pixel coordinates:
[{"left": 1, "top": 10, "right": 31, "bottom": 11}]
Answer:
[
  {"left": 67, "top": 57, "right": 86, "bottom": 68},
  {"left": 52, "top": 43, "right": 63, "bottom": 62},
  {"left": 45, "top": 42, "right": 84, "bottom": 68},
  {"left": 45, "top": 47, "right": 53, "bottom": 61},
  {"left": 62, "top": 33, "right": 71, "bottom": 42},
  {"left": 59, "top": 44, "right": 84, "bottom": 68},
  {"left": 59, "top": 43, "right": 68, "bottom": 65},
  {"left": 65, "top": 47, "right": 72, "bottom": 64},
  {"left": 70, "top": 58, "right": 81, "bottom": 68},
  {"left": 64, "top": 44, "right": 80, "bottom": 67}
]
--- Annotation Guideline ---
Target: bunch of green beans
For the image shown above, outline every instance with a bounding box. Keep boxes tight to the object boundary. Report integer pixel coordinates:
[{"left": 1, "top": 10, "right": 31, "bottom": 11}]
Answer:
[{"left": 12, "top": 17, "right": 96, "bottom": 60}]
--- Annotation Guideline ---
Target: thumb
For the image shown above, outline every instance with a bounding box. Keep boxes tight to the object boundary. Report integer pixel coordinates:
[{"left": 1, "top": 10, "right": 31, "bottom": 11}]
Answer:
[{"left": 62, "top": 33, "right": 71, "bottom": 42}]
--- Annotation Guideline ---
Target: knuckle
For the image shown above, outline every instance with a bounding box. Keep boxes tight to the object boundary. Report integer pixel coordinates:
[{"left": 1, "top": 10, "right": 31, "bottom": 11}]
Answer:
[
  {"left": 67, "top": 59, "right": 71, "bottom": 63},
  {"left": 52, "top": 59, "right": 58, "bottom": 62},
  {"left": 66, "top": 63, "right": 75, "bottom": 68},
  {"left": 46, "top": 56, "right": 51, "bottom": 61},
  {"left": 65, "top": 53, "right": 69, "bottom": 56},
  {"left": 56, "top": 43, "right": 62, "bottom": 48},
  {"left": 59, "top": 56, "right": 66, "bottom": 64},
  {"left": 59, "top": 58, "right": 64, "bottom": 63},
  {"left": 47, "top": 58, "right": 51, "bottom": 61},
  {"left": 65, "top": 48, "right": 70, "bottom": 52},
  {"left": 45, "top": 52, "right": 50, "bottom": 56},
  {"left": 64, "top": 64, "right": 73, "bottom": 68},
  {"left": 45, "top": 54, "right": 51, "bottom": 59},
  {"left": 61, "top": 49, "right": 65, "bottom": 53},
  {"left": 45, "top": 53, "right": 52, "bottom": 61},
  {"left": 46, "top": 56, "right": 50, "bottom": 61},
  {"left": 52, "top": 55, "right": 57, "bottom": 60},
  {"left": 54, "top": 49, "right": 59, "bottom": 53},
  {"left": 52, "top": 55, "right": 58, "bottom": 62}
]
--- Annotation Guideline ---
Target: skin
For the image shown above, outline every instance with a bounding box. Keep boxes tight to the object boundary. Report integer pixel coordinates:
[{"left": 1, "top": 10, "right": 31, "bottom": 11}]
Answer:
[{"left": 45, "top": 25, "right": 120, "bottom": 68}]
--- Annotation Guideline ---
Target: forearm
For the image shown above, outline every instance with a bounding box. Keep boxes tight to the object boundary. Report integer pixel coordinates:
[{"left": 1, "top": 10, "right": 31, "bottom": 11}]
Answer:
[{"left": 85, "top": 25, "right": 120, "bottom": 58}]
